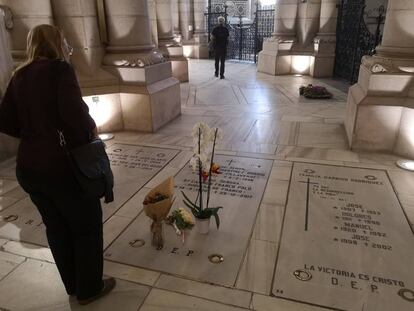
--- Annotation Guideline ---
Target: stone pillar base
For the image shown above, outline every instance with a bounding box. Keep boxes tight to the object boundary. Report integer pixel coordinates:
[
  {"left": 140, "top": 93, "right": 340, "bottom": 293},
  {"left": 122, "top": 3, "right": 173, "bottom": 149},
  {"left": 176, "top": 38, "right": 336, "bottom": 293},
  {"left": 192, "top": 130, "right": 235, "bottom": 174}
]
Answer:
[
  {"left": 182, "top": 44, "right": 209, "bottom": 59},
  {"left": 171, "top": 56, "right": 189, "bottom": 82},
  {"left": 258, "top": 39, "right": 292, "bottom": 75},
  {"left": 120, "top": 79, "right": 181, "bottom": 132},
  {"left": 81, "top": 62, "right": 181, "bottom": 133},
  {"left": 258, "top": 36, "right": 336, "bottom": 78},
  {"left": 310, "top": 54, "right": 335, "bottom": 78},
  {"left": 345, "top": 56, "right": 414, "bottom": 158},
  {"left": 161, "top": 46, "right": 189, "bottom": 82}
]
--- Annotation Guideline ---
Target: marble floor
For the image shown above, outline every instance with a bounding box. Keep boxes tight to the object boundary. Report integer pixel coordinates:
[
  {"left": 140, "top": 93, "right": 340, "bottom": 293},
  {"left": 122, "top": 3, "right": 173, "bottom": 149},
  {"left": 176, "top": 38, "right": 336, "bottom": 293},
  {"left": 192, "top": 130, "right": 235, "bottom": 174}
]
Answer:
[{"left": 0, "top": 60, "right": 413, "bottom": 311}]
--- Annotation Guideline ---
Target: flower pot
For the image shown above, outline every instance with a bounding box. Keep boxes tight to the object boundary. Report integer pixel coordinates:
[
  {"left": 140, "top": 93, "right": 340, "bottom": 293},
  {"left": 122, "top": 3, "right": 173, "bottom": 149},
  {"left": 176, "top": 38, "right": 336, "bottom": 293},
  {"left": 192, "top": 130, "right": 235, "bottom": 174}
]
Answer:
[{"left": 195, "top": 218, "right": 210, "bottom": 234}]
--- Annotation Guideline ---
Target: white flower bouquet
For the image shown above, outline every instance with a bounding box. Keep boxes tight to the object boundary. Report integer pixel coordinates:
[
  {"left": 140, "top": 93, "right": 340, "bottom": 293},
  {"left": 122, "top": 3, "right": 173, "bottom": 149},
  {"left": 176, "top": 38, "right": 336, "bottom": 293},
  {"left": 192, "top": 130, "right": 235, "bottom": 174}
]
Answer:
[{"left": 168, "top": 207, "right": 195, "bottom": 243}]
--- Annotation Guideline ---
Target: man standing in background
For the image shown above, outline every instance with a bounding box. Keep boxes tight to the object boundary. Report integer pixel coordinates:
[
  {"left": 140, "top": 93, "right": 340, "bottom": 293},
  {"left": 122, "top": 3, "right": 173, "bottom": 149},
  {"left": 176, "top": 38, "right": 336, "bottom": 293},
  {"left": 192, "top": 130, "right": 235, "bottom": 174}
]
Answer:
[{"left": 212, "top": 16, "right": 229, "bottom": 79}]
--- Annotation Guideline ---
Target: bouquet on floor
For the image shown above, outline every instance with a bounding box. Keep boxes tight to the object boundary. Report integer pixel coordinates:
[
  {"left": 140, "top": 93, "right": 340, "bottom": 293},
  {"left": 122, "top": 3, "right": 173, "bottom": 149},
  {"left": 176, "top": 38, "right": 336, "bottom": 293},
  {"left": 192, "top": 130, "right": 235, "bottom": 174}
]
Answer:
[
  {"left": 299, "top": 84, "right": 333, "bottom": 99},
  {"left": 167, "top": 207, "right": 195, "bottom": 244},
  {"left": 143, "top": 177, "right": 175, "bottom": 250}
]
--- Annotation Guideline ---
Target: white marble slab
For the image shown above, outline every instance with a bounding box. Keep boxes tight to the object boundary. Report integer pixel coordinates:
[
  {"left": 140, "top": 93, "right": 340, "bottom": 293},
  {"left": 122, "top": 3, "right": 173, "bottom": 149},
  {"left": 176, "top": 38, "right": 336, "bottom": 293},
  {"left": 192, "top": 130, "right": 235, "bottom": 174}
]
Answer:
[
  {"left": 155, "top": 274, "right": 252, "bottom": 309},
  {"left": 0, "top": 259, "right": 150, "bottom": 311},
  {"left": 0, "top": 145, "right": 179, "bottom": 246},
  {"left": 1, "top": 240, "right": 54, "bottom": 263},
  {"left": 140, "top": 288, "right": 247, "bottom": 311},
  {"left": 104, "top": 155, "right": 272, "bottom": 286},
  {"left": 0, "top": 196, "right": 19, "bottom": 211},
  {"left": 273, "top": 163, "right": 414, "bottom": 311},
  {"left": 103, "top": 144, "right": 180, "bottom": 220},
  {"left": 0, "top": 251, "right": 25, "bottom": 280},
  {"left": 0, "top": 197, "right": 48, "bottom": 245},
  {"left": 104, "top": 261, "right": 160, "bottom": 286}
]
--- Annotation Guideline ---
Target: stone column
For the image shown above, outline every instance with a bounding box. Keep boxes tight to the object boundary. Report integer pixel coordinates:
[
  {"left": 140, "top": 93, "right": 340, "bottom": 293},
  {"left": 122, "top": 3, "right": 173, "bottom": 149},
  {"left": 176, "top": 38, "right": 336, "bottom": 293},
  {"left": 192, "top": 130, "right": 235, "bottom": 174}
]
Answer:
[
  {"left": 171, "top": 0, "right": 181, "bottom": 40},
  {"left": 179, "top": 0, "right": 193, "bottom": 42},
  {"left": 0, "top": 5, "right": 12, "bottom": 97},
  {"left": 345, "top": 0, "right": 414, "bottom": 158},
  {"left": 0, "top": 5, "right": 18, "bottom": 160},
  {"left": 50, "top": 0, "right": 117, "bottom": 84},
  {"left": 102, "top": 0, "right": 181, "bottom": 132},
  {"left": 258, "top": 0, "right": 299, "bottom": 75},
  {"left": 0, "top": 0, "right": 53, "bottom": 62},
  {"left": 310, "top": 0, "right": 337, "bottom": 77},
  {"left": 189, "top": 0, "right": 209, "bottom": 59},
  {"left": 155, "top": 0, "right": 189, "bottom": 82},
  {"left": 376, "top": 0, "right": 414, "bottom": 59},
  {"left": 155, "top": 0, "right": 174, "bottom": 46},
  {"left": 295, "top": 0, "right": 321, "bottom": 48},
  {"left": 193, "top": 0, "right": 206, "bottom": 37},
  {"left": 148, "top": 0, "right": 159, "bottom": 46},
  {"left": 50, "top": 0, "right": 121, "bottom": 133},
  {"left": 104, "top": 0, "right": 154, "bottom": 61}
]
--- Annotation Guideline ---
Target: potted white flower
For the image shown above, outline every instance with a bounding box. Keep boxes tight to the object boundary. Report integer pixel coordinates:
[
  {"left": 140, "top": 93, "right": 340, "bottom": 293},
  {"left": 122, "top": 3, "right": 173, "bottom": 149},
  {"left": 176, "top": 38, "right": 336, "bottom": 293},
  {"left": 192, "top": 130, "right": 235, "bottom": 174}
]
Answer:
[{"left": 181, "top": 122, "right": 223, "bottom": 234}]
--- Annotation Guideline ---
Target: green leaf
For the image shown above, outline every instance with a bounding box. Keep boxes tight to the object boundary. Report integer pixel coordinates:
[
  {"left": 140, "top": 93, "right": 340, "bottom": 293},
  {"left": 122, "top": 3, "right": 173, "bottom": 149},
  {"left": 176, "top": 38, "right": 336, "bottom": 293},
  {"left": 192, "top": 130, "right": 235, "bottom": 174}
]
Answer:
[
  {"left": 181, "top": 191, "right": 199, "bottom": 209},
  {"left": 183, "top": 200, "right": 198, "bottom": 215},
  {"left": 212, "top": 210, "right": 220, "bottom": 229}
]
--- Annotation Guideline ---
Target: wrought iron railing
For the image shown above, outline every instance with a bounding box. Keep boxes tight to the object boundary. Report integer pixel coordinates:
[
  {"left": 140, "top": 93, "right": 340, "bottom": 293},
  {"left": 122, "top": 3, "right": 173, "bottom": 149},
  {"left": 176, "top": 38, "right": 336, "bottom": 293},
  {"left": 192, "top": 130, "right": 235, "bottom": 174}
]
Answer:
[
  {"left": 205, "top": 2, "right": 274, "bottom": 63},
  {"left": 334, "top": 0, "right": 386, "bottom": 84}
]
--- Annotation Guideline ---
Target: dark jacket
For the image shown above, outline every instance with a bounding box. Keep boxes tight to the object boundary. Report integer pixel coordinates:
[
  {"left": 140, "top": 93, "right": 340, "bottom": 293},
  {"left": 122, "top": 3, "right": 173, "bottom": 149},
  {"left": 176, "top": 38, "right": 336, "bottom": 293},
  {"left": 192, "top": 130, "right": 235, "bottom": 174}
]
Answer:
[
  {"left": 0, "top": 59, "right": 96, "bottom": 176},
  {"left": 212, "top": 24, "right": 229, "bottom": 51}
]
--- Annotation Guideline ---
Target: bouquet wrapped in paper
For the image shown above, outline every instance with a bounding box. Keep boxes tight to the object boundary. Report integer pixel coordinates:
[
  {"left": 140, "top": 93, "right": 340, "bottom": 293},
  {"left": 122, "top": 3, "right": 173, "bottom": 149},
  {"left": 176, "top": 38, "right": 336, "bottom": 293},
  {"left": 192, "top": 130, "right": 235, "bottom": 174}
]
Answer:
[{"left": 143, "top": 177, "right": 174, "bottom": 250}]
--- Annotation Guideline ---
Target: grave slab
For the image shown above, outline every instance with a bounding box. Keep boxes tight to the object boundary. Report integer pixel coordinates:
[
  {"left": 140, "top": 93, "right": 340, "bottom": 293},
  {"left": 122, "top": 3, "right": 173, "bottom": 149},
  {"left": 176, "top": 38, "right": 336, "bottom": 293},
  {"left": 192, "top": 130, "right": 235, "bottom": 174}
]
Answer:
[
  {"left": 0, "top": 145, "right": 179, "bottom": 246},
  {"left": 104, "top": 155, "right": 273, "bottom": 286},
  {"left": 273, "top": 163, "right": 414, "bottom": 311}
]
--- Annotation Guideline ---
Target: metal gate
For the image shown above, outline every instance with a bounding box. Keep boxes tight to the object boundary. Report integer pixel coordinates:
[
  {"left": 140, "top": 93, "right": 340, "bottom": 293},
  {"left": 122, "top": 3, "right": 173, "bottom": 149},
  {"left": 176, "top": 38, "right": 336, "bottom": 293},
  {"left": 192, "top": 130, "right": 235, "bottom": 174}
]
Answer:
[
  {"left": 334, "top": 0, "right": 386, "bottom": 84},
  {"left": 205, "top": 2, "right": 274, "bottom": 63}
]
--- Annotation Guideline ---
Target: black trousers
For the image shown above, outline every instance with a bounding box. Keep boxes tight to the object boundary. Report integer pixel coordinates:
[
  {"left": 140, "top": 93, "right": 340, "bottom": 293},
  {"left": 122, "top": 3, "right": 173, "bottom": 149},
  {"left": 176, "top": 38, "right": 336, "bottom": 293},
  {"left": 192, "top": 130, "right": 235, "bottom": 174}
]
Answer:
[
  {"left": 215, "top": 49, "right": 226, "bottom": 76},
  {"left": 16, "top": 168, "right": 103, "bottom": 300}
]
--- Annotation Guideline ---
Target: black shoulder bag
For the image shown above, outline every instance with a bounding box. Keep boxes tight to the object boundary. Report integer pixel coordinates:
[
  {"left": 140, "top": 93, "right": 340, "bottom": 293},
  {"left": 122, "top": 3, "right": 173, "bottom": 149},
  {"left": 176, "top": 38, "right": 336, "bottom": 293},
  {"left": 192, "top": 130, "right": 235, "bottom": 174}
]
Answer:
[
  {"left": 58, "top": 130, "right": 114, "bottom": 203},
  {"left": 54, "top": 60, "right": 114, "bottom": 203}
]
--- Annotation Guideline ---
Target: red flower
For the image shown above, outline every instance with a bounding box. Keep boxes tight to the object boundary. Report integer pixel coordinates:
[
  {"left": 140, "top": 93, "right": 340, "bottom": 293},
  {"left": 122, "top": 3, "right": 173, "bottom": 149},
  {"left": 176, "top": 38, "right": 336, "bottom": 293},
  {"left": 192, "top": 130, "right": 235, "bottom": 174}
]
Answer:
[{"left": 202, "top": 171, "right": 209, "bottom": 182}]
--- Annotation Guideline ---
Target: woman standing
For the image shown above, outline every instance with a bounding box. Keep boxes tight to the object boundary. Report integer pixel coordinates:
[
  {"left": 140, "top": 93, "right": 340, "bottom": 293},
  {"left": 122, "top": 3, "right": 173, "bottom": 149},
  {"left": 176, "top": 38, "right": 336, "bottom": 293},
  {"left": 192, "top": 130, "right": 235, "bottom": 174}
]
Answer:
[{"left": 0, "top": 25, "right": 115, "bottom": 305}]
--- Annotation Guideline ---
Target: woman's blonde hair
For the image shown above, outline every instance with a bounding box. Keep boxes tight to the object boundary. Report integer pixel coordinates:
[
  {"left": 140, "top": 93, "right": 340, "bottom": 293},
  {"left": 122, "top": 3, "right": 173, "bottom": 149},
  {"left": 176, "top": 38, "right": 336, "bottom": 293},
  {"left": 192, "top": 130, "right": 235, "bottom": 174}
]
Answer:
[{"left": 15, "top": 24, "right": 68, "bottom": 73}]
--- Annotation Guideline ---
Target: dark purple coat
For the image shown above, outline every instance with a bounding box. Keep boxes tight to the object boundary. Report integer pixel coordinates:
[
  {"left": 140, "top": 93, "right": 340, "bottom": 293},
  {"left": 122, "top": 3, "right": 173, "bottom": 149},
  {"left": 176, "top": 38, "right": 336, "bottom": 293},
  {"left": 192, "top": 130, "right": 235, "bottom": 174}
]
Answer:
[{"left": 0, "top": 59, "right": 96, "bottom": 176}]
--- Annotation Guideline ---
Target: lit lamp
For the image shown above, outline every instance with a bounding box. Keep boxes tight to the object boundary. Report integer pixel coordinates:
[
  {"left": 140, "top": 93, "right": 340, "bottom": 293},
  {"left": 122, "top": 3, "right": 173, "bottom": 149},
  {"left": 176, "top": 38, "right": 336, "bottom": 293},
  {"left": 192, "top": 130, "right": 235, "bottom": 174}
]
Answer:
[{"left": 396, "top": 159, "right": 414, "bottom": 172}]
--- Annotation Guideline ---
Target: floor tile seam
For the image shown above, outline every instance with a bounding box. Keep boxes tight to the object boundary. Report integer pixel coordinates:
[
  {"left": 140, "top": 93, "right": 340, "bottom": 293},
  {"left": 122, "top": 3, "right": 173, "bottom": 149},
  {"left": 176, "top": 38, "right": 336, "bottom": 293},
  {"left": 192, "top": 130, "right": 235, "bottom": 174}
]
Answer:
[
  {"left": 136, "top": 281, "right": 153, "bottom": 311},
  {"left": 111, "top": 141, "right": 189, "bottom": 152},
  {"left": 242, "top": 119, "right": 258, "bottom": 142},
  {"left": 103, "top": 258, "right": 162, "bottom": 286},
  {"left": 259, "top": 295, "right": 346, "bottom": 311},
  {"left": 273, "top": 85, "right": 296, "bottom": 105},
  {"left": 0, "top": 195, "right": 28, "bottom": 214},
  {"left": 0, "top": 255, "right": 27, "bottom": 283},
  {"left": 0, "top": 176, "right": 17, "bottom": 182},
  {"left": 231, "top": 84, "right": 245, "bottom": 105},
  {"left": 0, "top": 242, "right": 54, "bottom": 264},
  {"left": 234, "top": 157, "right": 275, "bottom": 288},
  {"left": 184, "top": 85, "right": 191, "bottom": 106},
  {"left": 284, "top": 157, "right": 346, "bottom": 166},
  {"left": 269, "top": 162, "right": 294, "bottom": 296},
  {"left": 154, "top": 272, "right": 255, "bottom": 303},
  {"left": 142, "top": 287, "right": 253, "bottom": 310}
]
